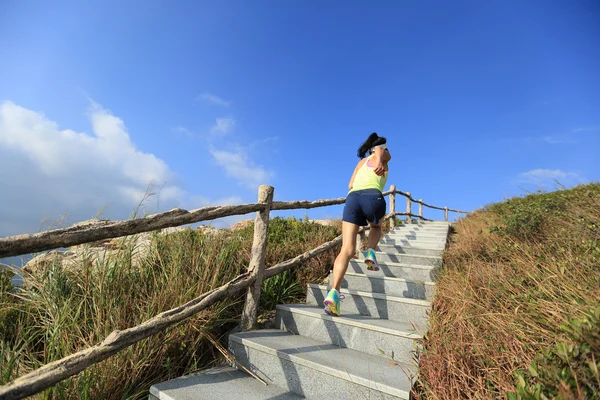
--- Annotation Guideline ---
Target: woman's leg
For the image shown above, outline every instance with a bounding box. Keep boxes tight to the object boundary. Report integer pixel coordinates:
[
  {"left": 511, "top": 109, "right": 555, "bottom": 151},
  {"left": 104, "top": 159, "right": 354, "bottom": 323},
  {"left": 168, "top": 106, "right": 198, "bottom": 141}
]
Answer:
[
  {"left": 367, "top": 222, "right": 383, "bottom": 250},
  {"left": 363, "top": 191, "right": 387, "bottom": 271},
  {"left": 324, "top": 221, "right": 360, "bottom": 316},
  {"left": 331, "top": 221, "right": 360, "bottom": 291}
]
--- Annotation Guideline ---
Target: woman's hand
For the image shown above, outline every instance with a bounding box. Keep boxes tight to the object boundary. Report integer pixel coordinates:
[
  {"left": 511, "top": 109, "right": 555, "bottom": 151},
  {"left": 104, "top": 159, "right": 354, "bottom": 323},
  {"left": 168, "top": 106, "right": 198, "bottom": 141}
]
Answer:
[
  {"left": 371, "top": 146, "right": 390, "bottom": 176},
  {"left": 372, "top": 158, "right": 386, "bottom": 176}
]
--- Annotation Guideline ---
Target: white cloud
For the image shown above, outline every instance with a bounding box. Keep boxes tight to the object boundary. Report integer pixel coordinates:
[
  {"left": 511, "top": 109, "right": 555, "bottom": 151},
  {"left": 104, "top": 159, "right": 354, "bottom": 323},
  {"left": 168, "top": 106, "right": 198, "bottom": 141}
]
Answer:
[
  {"left": 210, "top": 117, "right": 235, "bottom": 136},
  {"left": 0, "top": 101, "right": 244, "bottom": 239},
  {"left": 517, "top": 169, "right": 584, "bottom": 188},
  {"left": 210, "top": 148, "right": 272, "bottom": 189},
  {"left": 173, "top": 126, "right": 194, "bottom": 138},
  {"left": 197, "top": 93, "right": 231, "bottom": 107}
]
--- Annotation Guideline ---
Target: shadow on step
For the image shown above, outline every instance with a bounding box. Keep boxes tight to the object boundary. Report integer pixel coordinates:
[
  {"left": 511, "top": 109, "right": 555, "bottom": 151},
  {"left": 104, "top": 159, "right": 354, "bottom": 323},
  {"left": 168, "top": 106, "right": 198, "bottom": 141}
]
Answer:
[
  {"left": 232, "top": 333, "right": 309, "bottom": 398},
  {"left": 150, "top": 366, "right": 301, "bottom": 399},
  {"left": 355, "top": 276, "right": 428, "bottom": 300}
]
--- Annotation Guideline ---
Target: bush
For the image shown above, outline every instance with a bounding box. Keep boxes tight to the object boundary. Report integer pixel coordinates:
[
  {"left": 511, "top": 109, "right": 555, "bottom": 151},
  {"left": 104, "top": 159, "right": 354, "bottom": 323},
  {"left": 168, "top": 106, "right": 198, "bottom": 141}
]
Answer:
[{"left": 509, "top": 306, "right": 600, "bottom": 399}]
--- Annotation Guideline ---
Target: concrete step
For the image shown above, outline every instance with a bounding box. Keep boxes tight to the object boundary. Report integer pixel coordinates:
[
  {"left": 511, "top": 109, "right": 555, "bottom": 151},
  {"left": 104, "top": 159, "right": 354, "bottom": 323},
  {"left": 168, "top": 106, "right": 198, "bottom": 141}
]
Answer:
[
  {"left": 395, "top": 222, "right": 449, "bottom": 228},
  {"left": 149, "top": 366, "right": 302, "bottom": 400},
  {"left": 349, "top": 259, "right": 440, "bottom": 282},
  {"left": 392, "top": 223, "right": 450, "bottom": 230},
  {"left": 356, "top": 251, "right": 441, "bottom": 267},
  {"left": 379, "top": 236, "right": 447, "bottom": 247},
  {"left": 275, "top": 304, "right": 422, "bottom": 362},
  {"left": 389, "top": 229, "right": 448, "bottom": 237},
  {"left": 307, "top": 284, "right": 430, "bottom": 328},
  {"left": 375, "top": 244, "right": 444, "bottom": 257},
  {"left": 393, "top": 223, "right": 449, "bottom": 229},
  {"left": 384, "top": 230, "right": 448, "bottom": 240},
  {"left": 336, "top": 271, "right": 436, "bottom": 300},
  {"left": 229, "top": 330, "right": 415, "bottom": 400},
  {"left": 376, "top": 240, "right": 445, "bottom": 250}
]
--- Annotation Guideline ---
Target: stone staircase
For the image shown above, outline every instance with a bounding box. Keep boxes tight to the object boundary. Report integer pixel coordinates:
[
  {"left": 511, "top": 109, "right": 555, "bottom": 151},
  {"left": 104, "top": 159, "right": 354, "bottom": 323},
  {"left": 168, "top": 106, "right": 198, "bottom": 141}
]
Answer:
[{"left": 150, "top": 221, "right": 450, "bottom": 400}]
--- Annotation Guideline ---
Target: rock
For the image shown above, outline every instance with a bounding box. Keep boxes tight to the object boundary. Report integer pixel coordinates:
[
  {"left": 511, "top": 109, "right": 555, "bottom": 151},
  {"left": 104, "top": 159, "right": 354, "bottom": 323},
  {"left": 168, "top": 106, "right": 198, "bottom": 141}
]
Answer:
[
  {"left": 231, "top": 220, "right": 253, "bottom": 231},
  {"left": 195, "top": 225, "right": 219, "bottom": 235},
  {"left": 309, "top": 219, "right": 341, "bottom": 228}
]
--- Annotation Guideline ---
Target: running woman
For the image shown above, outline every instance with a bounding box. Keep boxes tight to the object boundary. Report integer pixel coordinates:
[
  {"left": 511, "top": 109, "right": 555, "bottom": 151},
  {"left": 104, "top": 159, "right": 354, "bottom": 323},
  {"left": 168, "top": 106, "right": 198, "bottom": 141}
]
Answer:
[{"left": 324, "top": 132, "right": 391, "bottom": 316}]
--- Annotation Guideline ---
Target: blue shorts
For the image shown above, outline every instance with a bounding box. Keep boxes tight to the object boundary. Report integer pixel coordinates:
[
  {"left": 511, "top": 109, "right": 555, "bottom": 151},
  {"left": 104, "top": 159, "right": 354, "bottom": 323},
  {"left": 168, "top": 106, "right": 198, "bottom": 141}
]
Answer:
[{"left": 342, "top": 189, "right": 387, "bottom": 227}]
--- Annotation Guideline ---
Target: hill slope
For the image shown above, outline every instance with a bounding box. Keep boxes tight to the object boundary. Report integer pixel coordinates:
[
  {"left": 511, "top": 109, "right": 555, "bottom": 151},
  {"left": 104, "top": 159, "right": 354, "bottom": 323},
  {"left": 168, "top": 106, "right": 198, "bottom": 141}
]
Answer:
[{"left": 418, "top": 183, "right": 600, "bottom": 399}]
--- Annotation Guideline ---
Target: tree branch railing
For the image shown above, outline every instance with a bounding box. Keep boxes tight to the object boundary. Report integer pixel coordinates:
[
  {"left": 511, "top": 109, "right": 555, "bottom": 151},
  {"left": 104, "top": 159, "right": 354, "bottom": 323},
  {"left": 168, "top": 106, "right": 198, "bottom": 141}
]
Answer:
[
  {"left": 0, "top": 184, "right": 465, "bottom": 399},
  {"left": 391, "top": 189, "right": 469, "bottom": 222}
]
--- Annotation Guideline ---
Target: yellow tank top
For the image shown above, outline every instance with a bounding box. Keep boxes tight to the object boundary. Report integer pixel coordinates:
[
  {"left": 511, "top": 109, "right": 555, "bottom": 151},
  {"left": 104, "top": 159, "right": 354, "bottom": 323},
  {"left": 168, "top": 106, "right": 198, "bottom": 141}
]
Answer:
[{"left": 349, "top": 155, "right": 388, "bottom": 193}]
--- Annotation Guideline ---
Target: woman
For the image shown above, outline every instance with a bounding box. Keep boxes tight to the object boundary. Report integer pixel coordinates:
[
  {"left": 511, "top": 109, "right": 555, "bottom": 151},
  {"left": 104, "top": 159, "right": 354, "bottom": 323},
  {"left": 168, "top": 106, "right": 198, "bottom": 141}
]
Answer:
[{"left": 324, "top": 132, "right": 391, "bottom": 317}]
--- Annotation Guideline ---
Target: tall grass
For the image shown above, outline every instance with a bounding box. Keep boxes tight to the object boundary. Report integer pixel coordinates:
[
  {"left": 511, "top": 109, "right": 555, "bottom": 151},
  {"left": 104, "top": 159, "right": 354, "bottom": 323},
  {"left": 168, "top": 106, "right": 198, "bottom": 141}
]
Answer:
[
  {"left": 0, "top": 216, "right": 340, "bottom": 399},
  {"left": 417, "top": 183, "right": 600, "bottom": 399}
]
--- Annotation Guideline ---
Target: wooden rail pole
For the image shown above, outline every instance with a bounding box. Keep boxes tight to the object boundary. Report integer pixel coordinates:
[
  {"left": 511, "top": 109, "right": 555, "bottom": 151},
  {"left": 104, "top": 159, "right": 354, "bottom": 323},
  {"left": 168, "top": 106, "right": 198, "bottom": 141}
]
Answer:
[
  {"left": 444, "top": 206, "right": 449, "bottom": 222},
  {"left": 241, "top": 185, "right": 274, "bottom": 331},
  {"left": 418, "top": 199, "right": 423, "bottom": 220},
  {"left": 406, "top": 192, "right": 412, "bottom": 224},
  {"left": 389, "top": 185, "right": 396, "bottom": 229}
]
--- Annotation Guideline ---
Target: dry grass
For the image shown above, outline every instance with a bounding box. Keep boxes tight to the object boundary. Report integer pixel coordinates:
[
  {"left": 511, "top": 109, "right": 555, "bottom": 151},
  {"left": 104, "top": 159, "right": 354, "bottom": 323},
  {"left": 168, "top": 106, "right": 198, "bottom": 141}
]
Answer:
[
  {"left": 0, "top": 216, "right": 340, "bottom": 399},
  {"left": 417, "top": 183, "right": 600, "bottom": 399}
]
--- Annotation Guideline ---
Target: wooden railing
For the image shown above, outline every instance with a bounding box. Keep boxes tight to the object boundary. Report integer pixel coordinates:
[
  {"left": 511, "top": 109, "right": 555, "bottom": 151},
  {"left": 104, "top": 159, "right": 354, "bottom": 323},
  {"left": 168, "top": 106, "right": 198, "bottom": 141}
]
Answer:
[{"left": 0, "top": 185, "right": 467, "bottom": 399}]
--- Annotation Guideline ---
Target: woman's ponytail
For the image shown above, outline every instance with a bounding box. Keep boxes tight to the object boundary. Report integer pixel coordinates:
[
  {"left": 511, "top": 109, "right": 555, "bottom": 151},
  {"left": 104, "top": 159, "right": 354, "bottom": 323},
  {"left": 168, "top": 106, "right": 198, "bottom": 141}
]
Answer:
[{"left": 357, "top": 133, "right": 379, "bottom": 158}]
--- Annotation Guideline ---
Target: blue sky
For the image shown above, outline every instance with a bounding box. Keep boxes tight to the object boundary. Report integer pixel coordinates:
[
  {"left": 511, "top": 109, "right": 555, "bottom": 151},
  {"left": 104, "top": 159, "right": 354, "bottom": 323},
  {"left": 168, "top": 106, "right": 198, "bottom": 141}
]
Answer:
[{"left": 1, "top": 0, "right": 599, "bottom": 237}]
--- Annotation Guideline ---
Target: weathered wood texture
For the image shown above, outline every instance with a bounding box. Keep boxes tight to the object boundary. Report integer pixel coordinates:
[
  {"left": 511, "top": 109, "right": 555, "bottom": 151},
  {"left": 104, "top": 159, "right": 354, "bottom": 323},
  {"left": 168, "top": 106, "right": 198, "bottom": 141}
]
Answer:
[
  {"left": 393, "top": 190, "right": 468, "bottom": 214},
  {"left": 406, "top": 192, "right": 412, "bottom": 223},
  {"left": 241, "top": 185, "right": 274, "bottom": 331},
  {"left": 271, "top": 198, "right": 345, "bottom": 210},
  {"left": 418, "top": 199, "right": 423, "bottom": 219},
  {"left": 1, "top": 193, "right": 396, "bottom": 259},
  {"left": 394, "top": 212, "right": 432, "bottom": 222},
  {"left": 0, "top": 204, "right": 264, "bottom": 258},
  {"left": 389, "top": 185, "right": 396, "bottom": 229}
]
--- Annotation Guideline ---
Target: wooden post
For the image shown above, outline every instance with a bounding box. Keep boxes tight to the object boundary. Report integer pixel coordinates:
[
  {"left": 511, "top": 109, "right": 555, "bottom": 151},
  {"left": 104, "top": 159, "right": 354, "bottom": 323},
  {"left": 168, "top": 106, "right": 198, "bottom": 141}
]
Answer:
[
  {"left": 444, "top": 206, "right": 449, "bottom": 222},
  {"left": 356, "top": 231, "right": 366, "bottom": 256},
  {"left": 389, "top": 185, "right": 396, "bottom": 229},
  {"left": 406, "top": 192, "right": 412, "bottom": 224},
  {"left": 241, "top": 185, "right": 274, "bottom": 331},
  {"left": 418, "top": 199, "right": 423, "bottom": 221}
]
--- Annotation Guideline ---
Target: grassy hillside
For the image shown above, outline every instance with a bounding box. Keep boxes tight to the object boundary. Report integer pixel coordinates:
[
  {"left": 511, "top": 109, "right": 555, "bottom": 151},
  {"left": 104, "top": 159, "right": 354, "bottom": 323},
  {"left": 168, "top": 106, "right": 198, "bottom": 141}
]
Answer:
[
  {"left": 0, "top": 216, "right": 340, "bottom": 399},
  {"left": 418, "top": 183, "right": 600, "bottom": 399}
]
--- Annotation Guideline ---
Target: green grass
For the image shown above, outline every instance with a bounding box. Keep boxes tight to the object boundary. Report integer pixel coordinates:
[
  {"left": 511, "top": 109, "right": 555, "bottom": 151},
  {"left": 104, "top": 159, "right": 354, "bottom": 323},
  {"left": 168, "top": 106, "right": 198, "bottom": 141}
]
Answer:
[
  {"left": 417, "top": 183, "right": 600, "bottom": 399},
  {"left": 0, "top": 216, "right": 340, "bottom": 399}
]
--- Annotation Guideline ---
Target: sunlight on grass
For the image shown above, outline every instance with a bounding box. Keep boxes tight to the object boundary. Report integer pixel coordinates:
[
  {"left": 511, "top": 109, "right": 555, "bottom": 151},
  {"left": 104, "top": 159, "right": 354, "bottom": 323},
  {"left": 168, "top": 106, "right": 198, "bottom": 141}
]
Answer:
[
  {"left": 416, "top": 183, "right": 600, "bottom": 399},
  {"left": 0, "top": 216, "right": 339, "bottom": 399}
]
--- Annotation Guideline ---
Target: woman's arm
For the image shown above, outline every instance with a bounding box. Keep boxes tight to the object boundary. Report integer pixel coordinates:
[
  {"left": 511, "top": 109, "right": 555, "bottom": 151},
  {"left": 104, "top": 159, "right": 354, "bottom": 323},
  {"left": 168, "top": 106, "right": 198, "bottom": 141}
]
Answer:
[
  {"left": 348, "top": 159, "right": 367, "bottom": 190},
  {"left": 371, "top": 146, "right": 391, "bottom": 176},
  {"left": 374, "top": 146, "right": 391, "bottom": 162}
]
